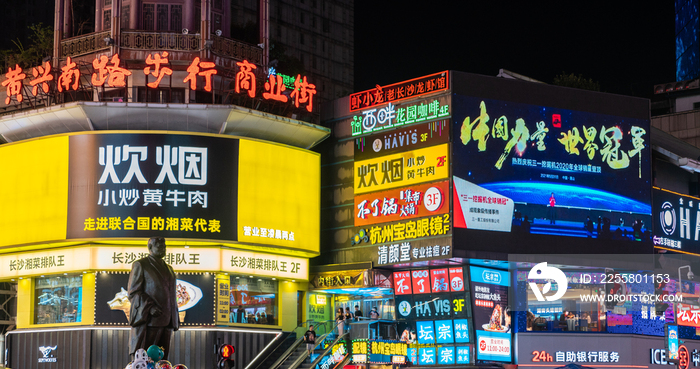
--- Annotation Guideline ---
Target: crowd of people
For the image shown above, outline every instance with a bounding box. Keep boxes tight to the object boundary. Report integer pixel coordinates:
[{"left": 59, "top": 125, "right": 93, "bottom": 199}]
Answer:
[
  {"left": 335, "top": 305, "right": 380, "bottom": 333},
  {"left": 229, "top": 305, "right": 272, "bottom": 325}
]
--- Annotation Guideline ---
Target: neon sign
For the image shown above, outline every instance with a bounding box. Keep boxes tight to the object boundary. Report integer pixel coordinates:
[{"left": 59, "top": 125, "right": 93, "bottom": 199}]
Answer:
[
  {"left": 3, "top": 55, "right": 316, "bottom": 112},
  {"left": 351, "top": 98, "right": 450, "bottom": 136},
  {"left": 350, "top": 71, "right": 449, "bottom": 112}
]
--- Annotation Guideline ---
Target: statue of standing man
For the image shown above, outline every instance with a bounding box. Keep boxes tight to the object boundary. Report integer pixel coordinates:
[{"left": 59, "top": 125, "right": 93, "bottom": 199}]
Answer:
[{"left": 128, "top": 237, "right": 179, "bottom": 360}]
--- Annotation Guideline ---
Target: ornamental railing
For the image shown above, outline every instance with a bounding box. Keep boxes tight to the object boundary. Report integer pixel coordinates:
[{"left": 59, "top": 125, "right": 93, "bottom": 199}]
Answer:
[
  {"left": 210, "top": 35, "right": 262, "bottom": 64},
  {"left": 120, "top": 31, "right": 201, "bottom": 51},
  {"left": 60, "top": 31, "right": 112, "bottom": 58}
]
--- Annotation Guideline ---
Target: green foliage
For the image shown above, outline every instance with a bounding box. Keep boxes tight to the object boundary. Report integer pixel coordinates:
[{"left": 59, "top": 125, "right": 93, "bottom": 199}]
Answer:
[
  {"left": 2, "top": 23, "right": 53, "bottom": 71},
  {"left": 552, "top": 72, "right": 601, "bottom": 92}
]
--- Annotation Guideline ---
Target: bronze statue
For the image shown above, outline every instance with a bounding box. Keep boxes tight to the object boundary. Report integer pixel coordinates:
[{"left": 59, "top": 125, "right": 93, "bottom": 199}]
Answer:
[{"left": 128, "top": 237, "right": 179, "bottom": 360}]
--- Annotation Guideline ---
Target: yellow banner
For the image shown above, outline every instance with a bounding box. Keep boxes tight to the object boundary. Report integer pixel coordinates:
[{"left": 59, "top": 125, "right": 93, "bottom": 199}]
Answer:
[
  {"left": 237, "top": 140, "right": 320, "bottom": 254},
  {"left": 0, "top": 246, "right": 309, "bottom": 280},
  {"left": 0, "top": 136, "right": 69, "bottom": 247},
  {"left": 216, "top": 275, "right": 231, "bottom": 323},
  {"left": 353, "top": 143, "right": 449, "bottom": 194}
]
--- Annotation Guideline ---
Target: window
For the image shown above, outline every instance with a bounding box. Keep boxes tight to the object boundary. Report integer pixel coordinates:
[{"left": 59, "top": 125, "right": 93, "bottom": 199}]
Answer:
[
  {"left": 170, "top": 5, "right": 182, "bottom": 32},
  {"left": 121, "top": 5, "right": 130, "bottom": 29},
  {"left": 194, "top": 5, "right": 201, "bottom": 33},
  {"left": 143, "top": 4, "right": 155, "bottom": 30},
  {"left": 229, "top": 277, "right": 278, "bottom": 325},
  {"left": 156, "top": 4, "right": 168, "bottom": 31},
  {"left": 301, "top": 13, "right": 305, "bottom": 24},
  {"left": 104, "top": 10, "right": 112, "bottom": 30},
  {"left": 322, "top": 18, "right": 329, "bottom": 33},
  {"left": 213, "top": 0, "right": 223, "bottom": 11},
  {"left": 35, "top": 275, "right": 82, "bottom": 325},
  {"left": 105, "top": 0, "right": 112, "bottom": 6},
  {"left": 300, "top": 33, "right": 305, "bottom": 45},
  {"left": 694, "top": 101, "right": 700, "bottom": 109}
]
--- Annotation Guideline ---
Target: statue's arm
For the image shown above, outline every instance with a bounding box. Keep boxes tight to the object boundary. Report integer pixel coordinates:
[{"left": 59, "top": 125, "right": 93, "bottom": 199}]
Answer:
[{"left": 128, "top": 261, "right": 155, "bottom": 324}]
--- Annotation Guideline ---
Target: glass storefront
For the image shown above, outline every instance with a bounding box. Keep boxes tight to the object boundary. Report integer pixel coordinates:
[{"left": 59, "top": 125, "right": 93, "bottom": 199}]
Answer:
[
  {"left": 34, "top": 275, "right": 82, "bottom": 324},
  {"left": 526, "top": 283, "right": 606, "bottom": 332},
  {"left": 228, "top": 276, "right": 278, "bottom": 325}
]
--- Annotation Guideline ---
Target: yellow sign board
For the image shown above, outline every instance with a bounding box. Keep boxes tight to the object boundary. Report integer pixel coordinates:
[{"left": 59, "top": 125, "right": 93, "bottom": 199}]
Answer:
[
  {"left": 353, "top": 143, "right": 449, "bottom": 194},
  {"left": 0, "top": 132, "right": 320, "bottom": 256},
  {"left": 221, "top": 248, "right": 308, "bottom": 280},
  {"left": 237, "top": 140, "right": 320, "bottom": 253},
  {"left": 216, "top": 275, "right": 231, "bottom": 324}
]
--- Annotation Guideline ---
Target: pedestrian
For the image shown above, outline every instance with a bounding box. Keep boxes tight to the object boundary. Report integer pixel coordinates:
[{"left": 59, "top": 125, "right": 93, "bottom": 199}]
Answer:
[
  {"left": 335, "top": 308, "right": 345, "bottom": 335},
  {"left": 344, "top": 307, "right": 353, "bottom": 332},
  {"left": 369, "top": 306, "right": 379, "bottom": 320},
  {"left": 354, "top": 304, "right": 363, "bottom": 321},
  {"left": 548, "top": 192, "right": 556, "bottom": 224},
  {"left": 304, "top": 324, "right": 316, "bottom": 358},
  {"left": 236, "top": 305, "right": 246, "bottom": 324}
]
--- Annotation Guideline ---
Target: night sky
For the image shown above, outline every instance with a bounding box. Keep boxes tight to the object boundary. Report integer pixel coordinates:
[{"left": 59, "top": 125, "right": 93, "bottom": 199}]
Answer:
[
  {"left": 1, "top": 1, "right": 678, "bottom": 99},
  {"left": 354, "top": 1, "right": 677, "bottom": 98}
]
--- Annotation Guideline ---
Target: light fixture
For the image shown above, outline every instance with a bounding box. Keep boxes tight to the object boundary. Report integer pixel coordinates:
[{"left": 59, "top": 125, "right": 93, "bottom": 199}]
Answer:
[
  {"left": 292, "top": 280, "right": 296, "bottom": 283},
  {"left": 272, "top": 278, "right": 276, "bottom": 280},
  {"left": 236, "top": 276, "right": 240, "bottom": 279},
  {"left": 41, "top": 275, "right": 45, "bottom": 278},
  {"left": 257, "top": 43, "right": 264, "bottom": 48},
  {"left": 215, "top": 29, "right": 222, "bottom": 36},
  {"left": 258, "top": 279, "right": 262, "bottom": 281},
  {"left": 249, "top": 276, "right": 254, "bottom": 278},
  {"left": 11, "top": 279, "right": 14, "bottom": 282},
  {"left": 103, "top": 37, "right": 115, "bottom": 46},
  {"left": 182, "top": 28, "right": 189, "bottom": 35}
]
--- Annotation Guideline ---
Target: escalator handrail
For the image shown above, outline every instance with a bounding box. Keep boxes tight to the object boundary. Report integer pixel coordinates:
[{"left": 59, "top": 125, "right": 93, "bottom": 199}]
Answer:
[
  {"left": 286, "top": 320, "right": 346, "bottom": 369},
  {"left": 245, "top": 331, "right": 290, "bottom": 369},
  {"left": 266, "top": 320, "right": 316, "bottom": 369},
  {"left": 308, "top": 331, "right": 349, "bottom": 369}
]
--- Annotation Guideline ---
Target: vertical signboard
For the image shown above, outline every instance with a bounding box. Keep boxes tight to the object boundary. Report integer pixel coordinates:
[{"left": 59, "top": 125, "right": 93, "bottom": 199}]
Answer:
[
  {"left": 393, "top": 271, "right": 412, "bottom": 295},
  {"left": 469, "top": 266, "right": 511, "bottom": 362},
  {"left": 217, "top": 275, "right": 231, "bottom": 324},
  {"left": 411, "top": 270, "right": 430, "bottom": 294},
  {"left": 666, "top": 324, "right": 679, "bottom": 360}
]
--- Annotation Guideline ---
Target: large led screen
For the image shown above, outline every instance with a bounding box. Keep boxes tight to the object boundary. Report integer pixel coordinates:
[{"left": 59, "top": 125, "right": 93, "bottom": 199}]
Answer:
[{"left": 453, "top": 94, "right": 652, "bottom": 243}]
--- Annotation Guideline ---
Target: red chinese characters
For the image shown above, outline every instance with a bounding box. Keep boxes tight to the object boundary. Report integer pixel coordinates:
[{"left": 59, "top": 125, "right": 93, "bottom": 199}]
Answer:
[
  {"left": 58, "top": 57, "right": 81, "bottom": 92},
  {"left": 30, "top": 62, "right": 53, "bottom": 96},
  {"left": 290, "top": 75, "right": 316, "bottom": 112},
  {"left": 2, "top": 64, "right": 26, "bottom": 104},
  {"left": 144, "top": 52, "right": 173, "bottom": 88},
  {"left": 92, "top": 54, "right": 131, "bottom": 87},
  {"left": 235, "top": 60, "right": 257, "bottom": 98},
  {"left": 393, "top": 271, "right": 412, "bottom": 295},
  {"left": 184, "top": 57, "right": 217, "bottom": 92},
  {"left": 262, "top": 74, "right": 288, "bottom": 102},
  {"left": 411, "top": 269, "right": 430, "bottom": 294},
  {"left": 430, "top": 268, "right": 449, "bottom": 293}
]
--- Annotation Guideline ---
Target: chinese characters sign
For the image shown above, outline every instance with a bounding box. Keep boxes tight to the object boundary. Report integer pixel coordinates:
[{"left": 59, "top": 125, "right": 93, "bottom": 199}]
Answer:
[
  {"left": 349, "top": 71, "right": 449, "bottom": 112},
  {"left": 221, "top": 249, "right": 308, "bottom": 280},
  {"left": 310, "top": 270, "right": 367, "bottom": 289},
  {"left": 67, "top": 134, "right": 239, "bottom": 241},
  {"left": 3, "top": 55, "right": 316, "bottom": 113},
  {"left": 453, "top": 95, "right": 652, "bottom": 241},
  {"left": 375, "top": 237, "right": 452, "bottom": 266},
  {"left": 355, "top": 180, "right": 449, "bottom": 226},
  {"left": 351, "top": 96, "right": 451, "bottom": 137},
  {"left": 1, "top": 248, "right": 90, "bottom": 278},
  {"left": 470, "top": 266, "right": 511, "bottom": 362},
  {"left": 354, "top": 143, "right": 449, "bottom": 194}
]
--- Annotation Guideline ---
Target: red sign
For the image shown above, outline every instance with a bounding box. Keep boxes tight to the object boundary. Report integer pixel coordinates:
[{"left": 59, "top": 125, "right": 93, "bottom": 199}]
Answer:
[
  {"left": 354, "top": 181, "right": 449, "bottom": 227},
  {"left": 393, "top": 271, "right": 412, "bottom": 295},
  {"left": 411, "top": 269, "right": 430, "bottom": 294},
  {"left": 430, "top": 268, "right": 449, "bottom": 293},
  {"left": 448, "top": 267, "right": 465, "bottom": 292},
  {"left": 677, "top": 303, "right": 700, "bottom": 327},
  {"left": 349, "top": 71, "right": 449, "bottom": 112}
]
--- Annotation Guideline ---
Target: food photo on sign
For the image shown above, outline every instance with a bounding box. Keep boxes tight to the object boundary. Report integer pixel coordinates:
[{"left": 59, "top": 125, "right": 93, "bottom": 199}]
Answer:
[
  {"left": 469, "top": 266, "right": 512, "bottom": 362},
  {"left": 95, "top": 272, "right": 214, "bottom": 325}
]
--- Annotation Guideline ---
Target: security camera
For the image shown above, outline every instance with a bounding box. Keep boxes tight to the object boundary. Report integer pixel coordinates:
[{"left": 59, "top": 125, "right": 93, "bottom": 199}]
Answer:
[
  {"left": 215, "top": 29, "right": 222, "bottom": 36},
  {"left": 182, "top": 28, "right": 189, "bottom": 34},
  {"left": 689, "top": 271, "right": 695, "bottom": 280}
]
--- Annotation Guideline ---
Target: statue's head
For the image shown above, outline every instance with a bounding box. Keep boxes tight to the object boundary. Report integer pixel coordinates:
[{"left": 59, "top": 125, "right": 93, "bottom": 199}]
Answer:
[{"left": 148, "top": 237, "right": 166, "bottom": 259}]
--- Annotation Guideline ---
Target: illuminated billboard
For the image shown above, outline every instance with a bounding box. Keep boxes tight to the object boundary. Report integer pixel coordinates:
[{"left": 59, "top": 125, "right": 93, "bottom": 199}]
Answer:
[
  {"left": 349, "top": 71, "right": 449, "bottom": 112},
  {"left": 453, "top": 95, "right": 652, "bottom": 242},
  {"left": 354, "top": 180, "right": 449, "bottom": 226},
  {"left": 653, "top": 187, "right": 700, "bottom": 254},
  {"left": 469, "top": 266, "right": 511, "bottom": 362},
  {"left": 0, "top": 133, "right": 320, "bottom": 255}
]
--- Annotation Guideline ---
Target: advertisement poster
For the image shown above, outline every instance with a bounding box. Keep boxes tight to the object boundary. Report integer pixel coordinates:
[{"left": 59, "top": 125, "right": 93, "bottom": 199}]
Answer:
[
  {"left": 431, "top": 269, "right": 450, "bottom": 293},
  {"left": 411, "top": 270, "right": 430, "bottom": 294},
  {"left": 67, "top": 134, "right": 239, "bottom": 240},
  {"left": 95, "top": 272, "right": 215, "bottom": 325},
  {"left": 469, "top": 266, "right": 511, "bottom": 362},
  {"left": 453, "top": 95, "right": 652, "bottom": 241},
  {"left": 449, "top": 267, "right": 465, "bottom": 292},
  {"left": 394, "top": 271, "right": 412, "bottom": 295},
  {"left": 354, "top": 121, "right": 449, "bottom": 161},
  {"left": 354, "top": 180, "right": 449, "bottom": 227}
]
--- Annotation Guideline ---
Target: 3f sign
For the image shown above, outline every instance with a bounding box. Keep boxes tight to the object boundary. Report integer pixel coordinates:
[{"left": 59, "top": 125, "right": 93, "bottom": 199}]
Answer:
[{"left": 528, "top": 262, "right": 568, "bottom": 302}]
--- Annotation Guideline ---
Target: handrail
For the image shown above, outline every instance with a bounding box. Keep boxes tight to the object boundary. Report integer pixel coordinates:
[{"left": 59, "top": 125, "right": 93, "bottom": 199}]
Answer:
[
  {"left": 286, "top": 320, "right": 346, "bottom": 369},
  {"left": 308, "top": 332, "right": 349, "bottom": 369},
  {"left": 244, "top": 331, "right": 288, "bottom": 369},
  {"left": 267, "top": 320, "right": 314, "bottom": 369}
]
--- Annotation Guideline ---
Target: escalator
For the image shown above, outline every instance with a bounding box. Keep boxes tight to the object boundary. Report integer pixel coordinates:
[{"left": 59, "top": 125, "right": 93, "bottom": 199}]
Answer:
[{"left": 249, "top": 320, "right": 344, "bottom": 369}]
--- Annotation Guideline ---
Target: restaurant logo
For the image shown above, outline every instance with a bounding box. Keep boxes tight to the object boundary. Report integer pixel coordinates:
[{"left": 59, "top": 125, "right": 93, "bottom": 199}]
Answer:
[
  {"left": 38, "top": 346, "right": 57, "bottom": 363},
  {"left": 528, "top": 262, "right": 568, "bottom": 302},
  {"left": 661, "top": 201, "right": 677, "bottom": 236},
  {"left": 398, "top": 300, "right": 411, "bottom": 317}
]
